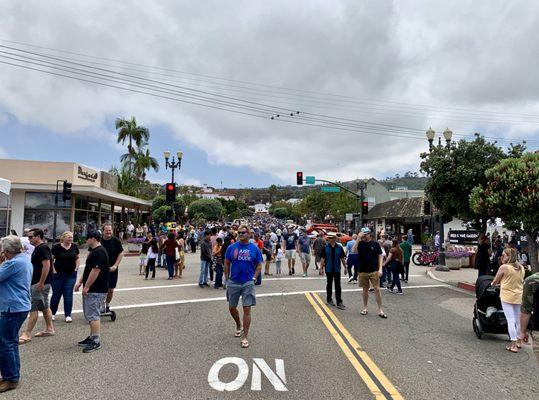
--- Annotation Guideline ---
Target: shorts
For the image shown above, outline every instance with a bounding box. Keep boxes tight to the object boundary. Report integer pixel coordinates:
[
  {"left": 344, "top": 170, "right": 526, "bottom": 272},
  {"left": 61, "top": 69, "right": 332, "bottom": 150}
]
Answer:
[
  {"left": 285, "top": 250, "right": 296, "bottom": 260},
  {"left": 226, "top": 280, "right": 256, "bottom": 308},
  {"left": 347, "top": 253, "right": 359, "bottom": 267},
  {"left": 520, "top": 277, "right": 538, "bottom": 314},
  {"left": 108, "top": 270, "right": 118, "bottom": 289},
  {"left": 359, "top": 272, "right": 380, "bottom": 288},
  {"left": 83, "top": 292, "right": 107, "bottom": 322},
  {"left": 299, "top": 252, "right": 311, "bottom": 264},
  {"left": 31, "top": 284, "right": 51, "bottom": 311}
]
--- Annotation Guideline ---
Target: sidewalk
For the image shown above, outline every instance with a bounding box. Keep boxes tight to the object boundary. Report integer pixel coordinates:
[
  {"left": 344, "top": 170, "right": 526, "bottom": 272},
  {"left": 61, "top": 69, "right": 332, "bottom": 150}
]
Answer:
[{"left": 427, "top": 266, "right": 478, "bottom": 292}]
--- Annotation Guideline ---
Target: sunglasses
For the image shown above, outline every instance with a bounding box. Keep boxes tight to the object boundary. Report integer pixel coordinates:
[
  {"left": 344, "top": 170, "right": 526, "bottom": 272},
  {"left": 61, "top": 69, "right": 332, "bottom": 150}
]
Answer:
[
  {"left": 238, "top": 231, "right": 248, "bottom": 235},
  {"left": 27, "top": 235, "right": 34, "bottom": 239}
]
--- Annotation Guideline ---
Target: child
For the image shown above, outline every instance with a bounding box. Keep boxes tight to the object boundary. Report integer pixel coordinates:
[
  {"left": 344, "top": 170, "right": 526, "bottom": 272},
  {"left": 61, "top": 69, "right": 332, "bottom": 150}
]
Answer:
[
  {"left": 213, "top": 237, "right": 224, "bottom": 288},
  {"left": 139, "top": 239, "right": 149, "bottom": 275},
  {"left": 275, "top": 247, "right": 284, "bottom": 276}
]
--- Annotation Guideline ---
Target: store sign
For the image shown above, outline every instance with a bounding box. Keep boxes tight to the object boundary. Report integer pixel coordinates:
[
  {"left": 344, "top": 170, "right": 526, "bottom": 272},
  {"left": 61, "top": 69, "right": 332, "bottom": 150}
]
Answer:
[
  {"left": 448, "top": 230, "right": 479, "bottom": 244},
  {"left": 77, "top": 166, "right": 98, "bottom": 182}
]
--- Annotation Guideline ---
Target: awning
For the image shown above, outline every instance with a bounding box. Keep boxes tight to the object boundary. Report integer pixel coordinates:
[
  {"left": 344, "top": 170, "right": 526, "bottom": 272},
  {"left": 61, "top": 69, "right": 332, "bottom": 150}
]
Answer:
[{"left": 0, "top": 177, "right": 10, "bottom": 196}]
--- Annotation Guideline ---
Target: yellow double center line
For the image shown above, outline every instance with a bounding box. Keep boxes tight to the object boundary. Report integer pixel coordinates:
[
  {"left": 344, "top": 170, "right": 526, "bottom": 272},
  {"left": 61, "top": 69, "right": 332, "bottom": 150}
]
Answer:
[{"left": 305, "top": 292, "right": 404, "bottom": 400}]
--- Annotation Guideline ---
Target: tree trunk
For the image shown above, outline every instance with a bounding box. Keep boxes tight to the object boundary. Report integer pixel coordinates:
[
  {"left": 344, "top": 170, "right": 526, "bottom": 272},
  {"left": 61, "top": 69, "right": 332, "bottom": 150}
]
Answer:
[{"left": 526, "top": 231, "right": 539, "bottom": 273}]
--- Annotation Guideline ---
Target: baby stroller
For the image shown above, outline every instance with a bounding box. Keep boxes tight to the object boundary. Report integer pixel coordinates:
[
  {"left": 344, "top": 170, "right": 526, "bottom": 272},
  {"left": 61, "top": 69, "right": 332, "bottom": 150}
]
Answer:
[{"left": 473, "top": 275, "right": 508, "bottom": 339}]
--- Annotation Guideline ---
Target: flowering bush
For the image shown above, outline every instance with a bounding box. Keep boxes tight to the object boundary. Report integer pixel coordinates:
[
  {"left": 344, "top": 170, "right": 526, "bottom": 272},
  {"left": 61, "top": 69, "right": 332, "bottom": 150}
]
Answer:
[
  {"left": 127, "top": 237, "right": 146, "bottom": 244},
  {"left": 445, "top": 250, "right": 472, "bottom": 258}
]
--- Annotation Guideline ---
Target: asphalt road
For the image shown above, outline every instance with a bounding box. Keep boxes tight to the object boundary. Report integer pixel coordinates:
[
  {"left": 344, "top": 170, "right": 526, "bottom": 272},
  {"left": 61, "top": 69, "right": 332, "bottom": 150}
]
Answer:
[{"left": 6, "top": 252, "right": 538, "bottom": 399}]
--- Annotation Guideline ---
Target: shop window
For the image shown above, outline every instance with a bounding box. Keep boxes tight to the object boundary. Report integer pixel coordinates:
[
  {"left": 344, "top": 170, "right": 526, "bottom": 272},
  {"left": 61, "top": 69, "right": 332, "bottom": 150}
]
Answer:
[
  {"left": 25, "top": 192, "right": 71, "bottom": 209},
  {"left": 23, "top": 209, "right": 70, "bottom": 239},
  {"left": 75, "top": 196, "right": 88, "bottom": 210},
  {"left": 74, "top": 210, "right": 88, "bottom": 241}
]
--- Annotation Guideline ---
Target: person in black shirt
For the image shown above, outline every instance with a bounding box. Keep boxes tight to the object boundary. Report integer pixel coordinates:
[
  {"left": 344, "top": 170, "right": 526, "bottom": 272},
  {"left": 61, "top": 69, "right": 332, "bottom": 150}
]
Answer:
[
  {"left": 353, "top": 228, "right": 386, "bottom": 318},
  {"left": 319, "top": 232, "right": 347, "bottom": 309},
  {"left": 475, "top": 233, "right": 491, "bottom": 278},
  {"left": 75, "top": 230, "right": 109, "bottom": 353},
  {"left": 100, "top": 223, "right": 124, "bottom": 313},
  {"left": 50, "top": 231, "right": 80, "bottom": 323},
  {"left": 19, "top": 228, "right": 55, "bottom": 344}
]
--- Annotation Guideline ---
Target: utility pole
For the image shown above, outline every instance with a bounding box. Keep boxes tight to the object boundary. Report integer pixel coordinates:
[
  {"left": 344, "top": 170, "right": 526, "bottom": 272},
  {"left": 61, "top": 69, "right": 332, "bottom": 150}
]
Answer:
[{"left": 357, "top": 180, "right": 366, "bottom": 232}]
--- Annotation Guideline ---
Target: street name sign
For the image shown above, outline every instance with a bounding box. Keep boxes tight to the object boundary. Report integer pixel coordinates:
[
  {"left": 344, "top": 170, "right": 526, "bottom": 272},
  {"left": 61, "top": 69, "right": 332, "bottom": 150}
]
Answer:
[
  {"left": 321, "top": 186, "right": 340, "bottom": 193},
  {"left": 305, "top": 176, "right": 315, "bottom": 184}
]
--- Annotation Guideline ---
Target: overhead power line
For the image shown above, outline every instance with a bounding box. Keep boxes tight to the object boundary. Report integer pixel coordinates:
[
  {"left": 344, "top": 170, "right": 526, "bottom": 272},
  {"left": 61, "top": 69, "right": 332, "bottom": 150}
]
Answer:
[{"left": 0, "top": 42, "right": 537, "bottom": 146}]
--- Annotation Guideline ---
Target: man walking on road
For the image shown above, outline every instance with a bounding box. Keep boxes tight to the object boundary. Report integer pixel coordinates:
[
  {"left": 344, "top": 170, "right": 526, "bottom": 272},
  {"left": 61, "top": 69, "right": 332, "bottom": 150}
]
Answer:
[
  {"left": 399, "top": 236, "right": 412, "bottom": 282},
  {"left": 320, "top": 232, "right": 346, "bottom": 310},
  {"left": 75, "top": 230, "right": 109, "bottom": 353},
  {"left": 100, "top": 223, "right": 124, "bottom": 313},
  {"left": 353, "top": 228, "right": 386, "bottom": 318},
  {"left": 282, "top": 226, "right": 298, "bottom": 275},
  {"left": 346, "top": 234, "right": 358, "bottom": 283},
  {"left": 313, "top": 232, "right": 326, "bottom": 274},
  {"left": 224, "top": 225, "right": 262, "bottom": 349},
  {"left": 297, "top": 229, "right": 311, "bottom": 277},
  {"left": 199, "top": 230, "right": 212, "bottom": 287},
  {"left": 19, "top": 228, "right": 55, "bottom": 344}
]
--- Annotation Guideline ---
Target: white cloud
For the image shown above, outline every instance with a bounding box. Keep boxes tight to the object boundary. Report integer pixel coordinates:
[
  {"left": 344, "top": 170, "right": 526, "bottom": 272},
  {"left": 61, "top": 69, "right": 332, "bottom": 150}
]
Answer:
[{"left": 0, "top": 0, "right": 538, "bottom": 185}]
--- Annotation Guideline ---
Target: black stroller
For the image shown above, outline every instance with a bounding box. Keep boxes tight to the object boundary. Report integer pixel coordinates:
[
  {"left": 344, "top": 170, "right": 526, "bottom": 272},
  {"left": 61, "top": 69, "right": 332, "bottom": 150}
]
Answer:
[{"left": 473, "top": 275, "right": 508, "bottom": 339}]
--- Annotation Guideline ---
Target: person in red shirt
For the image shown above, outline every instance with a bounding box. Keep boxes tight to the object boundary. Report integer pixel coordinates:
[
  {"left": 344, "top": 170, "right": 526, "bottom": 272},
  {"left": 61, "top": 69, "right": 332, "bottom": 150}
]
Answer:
[{"left": 161, "top": 233, "right": 178, "bottom": 280}]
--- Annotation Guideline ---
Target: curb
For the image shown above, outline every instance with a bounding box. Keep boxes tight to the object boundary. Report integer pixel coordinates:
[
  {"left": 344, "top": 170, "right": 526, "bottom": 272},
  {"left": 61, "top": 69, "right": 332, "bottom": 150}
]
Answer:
[{"left": 426, "top": 268, "right": 476, "bottom": 294}]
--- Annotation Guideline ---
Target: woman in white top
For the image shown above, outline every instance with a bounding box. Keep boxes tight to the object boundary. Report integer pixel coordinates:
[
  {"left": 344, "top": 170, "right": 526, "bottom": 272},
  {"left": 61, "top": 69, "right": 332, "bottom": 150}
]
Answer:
[{"left": 145, "top": 236, "right": 158, "bottom": 280}]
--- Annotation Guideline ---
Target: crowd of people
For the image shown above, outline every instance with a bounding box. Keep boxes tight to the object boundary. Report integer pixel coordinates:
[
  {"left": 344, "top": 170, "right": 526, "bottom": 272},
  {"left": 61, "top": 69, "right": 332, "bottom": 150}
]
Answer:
[{"left": 0, "top": 216, "right": 537, "bottom": 393}]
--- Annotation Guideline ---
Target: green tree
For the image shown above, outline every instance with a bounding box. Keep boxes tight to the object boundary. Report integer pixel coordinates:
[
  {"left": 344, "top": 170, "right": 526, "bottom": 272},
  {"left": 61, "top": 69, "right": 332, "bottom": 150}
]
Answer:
[
  {"left": 109, "top": 165, "right": 139, "bottom": 197},
  {"left": 272, "top": 207, "right": 290, "bottom": 219},
  {"left": 470, "top": 152, "right": 539, "bottom": 272},
  {"left": 115, "top": 116, "right": 150, "bottom": 165},
  {"left": 134, "top": 147, "right": 159, "bottom": 181},
  {"left": 150, "top": 195, "right": 185, "bottom": 223},
  {"left": 187, "top": 199, "right": 224, "bottom": 220},
  {"left": 420, "top": 134, "right": 508, "bottom": 232}
]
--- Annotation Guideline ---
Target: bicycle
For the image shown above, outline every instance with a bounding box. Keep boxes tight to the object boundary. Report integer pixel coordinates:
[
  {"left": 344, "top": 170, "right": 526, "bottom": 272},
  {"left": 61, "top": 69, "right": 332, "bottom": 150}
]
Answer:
[{"left": 412, "top": 249, "right": 440, "bottom": 266}]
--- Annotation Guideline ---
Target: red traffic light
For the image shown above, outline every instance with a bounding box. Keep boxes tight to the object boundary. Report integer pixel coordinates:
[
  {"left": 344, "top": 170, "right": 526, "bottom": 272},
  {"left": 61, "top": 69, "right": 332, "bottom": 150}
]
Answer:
[
  {"left": 167, "top": 184, "right": 175, "bottom": 191},
  {"left": 296, "top": 171, "right": 303, "bottom": 185}
]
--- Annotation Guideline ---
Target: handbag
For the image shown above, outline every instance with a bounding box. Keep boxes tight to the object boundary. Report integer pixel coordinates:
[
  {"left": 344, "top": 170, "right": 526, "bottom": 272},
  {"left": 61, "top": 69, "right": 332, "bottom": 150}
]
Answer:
[{"left": 175, "top": 247, "right": 180, "bottom": 261}]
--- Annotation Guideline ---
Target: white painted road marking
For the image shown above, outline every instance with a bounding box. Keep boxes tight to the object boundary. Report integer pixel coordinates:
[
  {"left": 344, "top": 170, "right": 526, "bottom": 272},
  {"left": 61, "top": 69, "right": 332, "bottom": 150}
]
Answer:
[
  {"left": 208, "top": 358, "right": 287, "bottom": 392},
  {"left": 61, "top": 284, "right": 450, "bottom": 315}
]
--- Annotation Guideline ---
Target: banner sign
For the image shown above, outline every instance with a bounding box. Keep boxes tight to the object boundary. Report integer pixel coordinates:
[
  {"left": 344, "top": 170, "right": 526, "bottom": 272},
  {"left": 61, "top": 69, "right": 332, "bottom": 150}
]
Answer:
[{"left": 448, "top": 230, "right": 479, "bottom": 244}]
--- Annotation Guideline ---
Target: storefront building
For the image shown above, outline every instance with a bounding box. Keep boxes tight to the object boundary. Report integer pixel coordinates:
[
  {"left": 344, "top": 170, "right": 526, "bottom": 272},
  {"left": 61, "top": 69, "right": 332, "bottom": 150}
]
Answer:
[{"left": 0, "top": 159, "right": 151, "bottom": 240}]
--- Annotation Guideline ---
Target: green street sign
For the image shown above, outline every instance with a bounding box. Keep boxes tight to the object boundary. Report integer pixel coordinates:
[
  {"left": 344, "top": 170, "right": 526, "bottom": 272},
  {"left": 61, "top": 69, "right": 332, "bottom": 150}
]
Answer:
[
  {"left": 305, "top": 176, "right": 315, "bottom": 184},
  {"left": 321, "top": 186, "right": 340, "bottom": 193}
]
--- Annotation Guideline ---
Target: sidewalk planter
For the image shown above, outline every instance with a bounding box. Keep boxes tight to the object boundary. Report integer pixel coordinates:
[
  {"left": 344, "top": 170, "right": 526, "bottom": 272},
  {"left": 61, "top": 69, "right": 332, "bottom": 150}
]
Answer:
[
  {"left": 468, "top": 253, "right": 476, "bottom": 269},
  {"left": 445, "top": 257, "right": 461, "bottom": 270},
  {"left": 127, "top": 237, "right": 145, "bottom": 253}
]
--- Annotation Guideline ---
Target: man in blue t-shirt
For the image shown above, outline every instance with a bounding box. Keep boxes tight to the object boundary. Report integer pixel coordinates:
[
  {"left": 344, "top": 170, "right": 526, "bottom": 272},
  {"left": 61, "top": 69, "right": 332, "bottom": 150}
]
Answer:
[
  {"left": 297, "top": 230, "right": 312, "bottom": 277},
  {"left": 224, "top": 225, "right": 262, "bottom": 349},
  {"left": 281, "top": 226, "right": 298, "bottom": 275}
]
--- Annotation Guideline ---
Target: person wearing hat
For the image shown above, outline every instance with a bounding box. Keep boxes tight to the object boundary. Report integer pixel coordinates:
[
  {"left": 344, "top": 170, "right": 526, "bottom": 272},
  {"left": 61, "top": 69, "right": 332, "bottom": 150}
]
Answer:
[
  {"left": 353, "top": 228, "right": 387, "bottom": 318},
  {"left": 319, "top": 232, "right": 347, "bottom": 309},
  {"left": 74, "top": 230, "right": 110, "bottom": 353}
]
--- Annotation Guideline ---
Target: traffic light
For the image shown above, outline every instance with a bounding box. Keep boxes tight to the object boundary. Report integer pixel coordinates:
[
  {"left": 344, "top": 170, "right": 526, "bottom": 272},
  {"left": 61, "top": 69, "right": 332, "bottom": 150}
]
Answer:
[
  {"left": 165, "top": 183, "right": 176, "bottom": 202},
  {"left": 424, "top": 200, "right": 431, "bottom": 215},
  {"left": 362, "top": 201, "right": 369, "bottom": 215},
  {"left": 62, "top": 181, "right": 72, "bottom": 202},
  {"left": 296, "top": 171, "right": 303, "bottom": 185}
]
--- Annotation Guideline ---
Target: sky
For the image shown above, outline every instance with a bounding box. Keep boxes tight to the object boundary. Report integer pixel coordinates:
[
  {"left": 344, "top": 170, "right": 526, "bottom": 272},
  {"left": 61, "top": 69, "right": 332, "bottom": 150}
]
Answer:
[{"left": 1, "top": 1, "right": 538, "bottom": 188}]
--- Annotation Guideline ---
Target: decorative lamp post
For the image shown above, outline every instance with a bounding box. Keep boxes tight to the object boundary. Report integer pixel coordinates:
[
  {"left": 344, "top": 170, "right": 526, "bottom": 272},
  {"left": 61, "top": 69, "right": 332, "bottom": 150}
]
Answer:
[
  {"left": 164, "top": 150, "right": 183, "bottom": 184},
  {"left": 443, "top": 128, "right": 453, "bottom": 148},
  {"left": 426, "top": 127, "right": 435, "bottom": 151}
]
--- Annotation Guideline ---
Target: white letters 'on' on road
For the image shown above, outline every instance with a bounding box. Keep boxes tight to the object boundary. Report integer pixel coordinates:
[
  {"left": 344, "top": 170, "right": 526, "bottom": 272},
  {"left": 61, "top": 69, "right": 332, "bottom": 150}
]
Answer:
[{"left": 208, "top": 357, "right": 287, "bottom": 392}]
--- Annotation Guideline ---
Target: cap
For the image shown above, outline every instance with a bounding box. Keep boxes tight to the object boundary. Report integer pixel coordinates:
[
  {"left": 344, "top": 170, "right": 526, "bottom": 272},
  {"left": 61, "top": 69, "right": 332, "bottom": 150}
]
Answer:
[
  {"left": 361, "top": 227, "right": 371, "bottom": 234},
  {"left": 326, "top": 232, "right": 337, "bottom": 238},
  {"left": 87, "top": 230, "right": 102, "bottom": 241}
]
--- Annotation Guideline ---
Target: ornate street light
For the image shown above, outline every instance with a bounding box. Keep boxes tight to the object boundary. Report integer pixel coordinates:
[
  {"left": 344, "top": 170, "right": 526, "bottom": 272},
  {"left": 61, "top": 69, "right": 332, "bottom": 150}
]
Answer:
[
  {"left": 164, "top": 150, "right": 183, "bottom": 184},
  {"left": 443, "top": 128, "right": 453, "bottom": 148},
  {"left": 426, "top": 127, "right": 435, "bottom": 151}
]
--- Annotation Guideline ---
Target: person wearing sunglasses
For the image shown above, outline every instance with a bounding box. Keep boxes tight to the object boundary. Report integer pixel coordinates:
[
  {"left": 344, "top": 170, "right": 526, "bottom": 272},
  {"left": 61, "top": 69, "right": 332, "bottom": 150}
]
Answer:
[{"left": 224, "top": 225, "right": 263, "bottom": 348}]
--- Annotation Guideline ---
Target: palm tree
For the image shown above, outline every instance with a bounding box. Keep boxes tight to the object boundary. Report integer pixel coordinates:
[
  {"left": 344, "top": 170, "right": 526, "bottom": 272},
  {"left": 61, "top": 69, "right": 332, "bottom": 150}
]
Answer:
[
  {"left": 134, "top": 148, "right": 159, "bottom": 181},
  {"left": 115, "top": 117, "right": 150, "bottom": 170}
]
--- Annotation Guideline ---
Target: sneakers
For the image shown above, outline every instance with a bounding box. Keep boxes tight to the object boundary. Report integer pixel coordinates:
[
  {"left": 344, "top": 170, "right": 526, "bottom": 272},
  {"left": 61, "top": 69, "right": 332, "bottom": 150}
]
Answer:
[
  {"left": 78, "top": 336, "right": 93, "bottom": 347},
  {"left": 303, "top": 272, "right": 307, "bottom": 277},
  {"left": 0, "top": 381, "right": 18, "bottom": 393},
  {"left": 348, "top": 276, "right": 355, "bottom": 283},
  {"left": 397, "top": 291, "right": 404, "bottom": 295},
  {"left": 82, "top": 340, "right": 101, "bottom": 353},
  {"left": 51, "top": 315, "right": 55, "bottom": 321},
  {"left": 326, "top": 300, "right": 336, "bottom": 306},
  {"left": 336, "top": 303, "right": 346, "bottom": 310},
  {"left": 65, "top": 316, "right": 73, "bottom": 323}
]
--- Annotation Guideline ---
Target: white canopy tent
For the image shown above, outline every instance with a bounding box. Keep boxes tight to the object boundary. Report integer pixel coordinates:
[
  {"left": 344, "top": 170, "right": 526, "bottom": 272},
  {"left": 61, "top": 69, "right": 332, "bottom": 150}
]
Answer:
[{"left": 0, "top": 177, "right": 10, "bottom": 196}]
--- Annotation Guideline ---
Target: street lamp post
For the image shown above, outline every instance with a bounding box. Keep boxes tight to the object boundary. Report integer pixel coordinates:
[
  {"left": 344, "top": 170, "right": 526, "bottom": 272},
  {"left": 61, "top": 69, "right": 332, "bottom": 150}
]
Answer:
[
  {"left": 425, "top": 127, "right": 453, "bottom": 254},
  {"left": 164, "top": 150, "right": 183, "bottom": 184},
  {"left": 356, "top": 179, "right": 367, "bottom": 232}
]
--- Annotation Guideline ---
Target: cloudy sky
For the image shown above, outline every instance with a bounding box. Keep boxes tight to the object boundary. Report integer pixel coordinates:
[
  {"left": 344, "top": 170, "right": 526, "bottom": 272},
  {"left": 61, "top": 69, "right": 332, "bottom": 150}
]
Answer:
[{"left": 1, "top": 1, "right": 538, "bottom": 188}]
